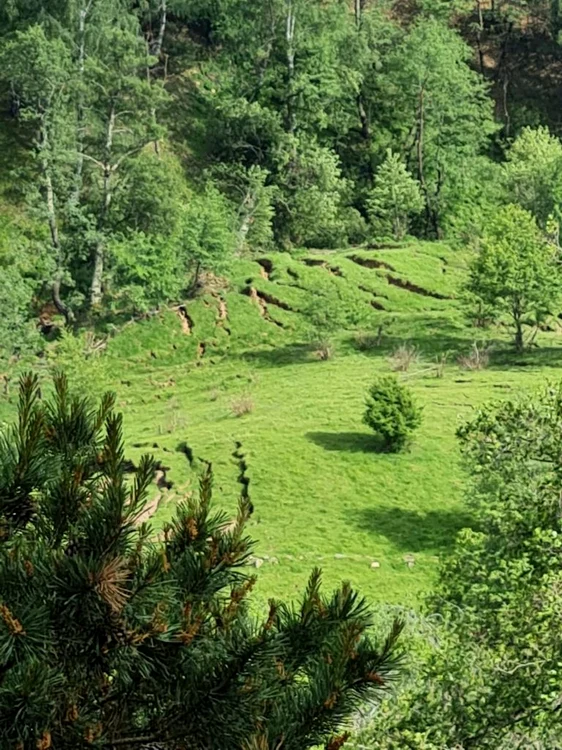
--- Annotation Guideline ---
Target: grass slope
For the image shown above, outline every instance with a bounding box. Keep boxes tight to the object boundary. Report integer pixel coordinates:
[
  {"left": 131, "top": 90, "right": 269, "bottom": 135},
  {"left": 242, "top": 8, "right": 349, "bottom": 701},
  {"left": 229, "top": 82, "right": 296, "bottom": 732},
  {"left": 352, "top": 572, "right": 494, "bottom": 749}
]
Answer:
[{"left": 3, "top": 240, "right": 562, "bottom": 607}]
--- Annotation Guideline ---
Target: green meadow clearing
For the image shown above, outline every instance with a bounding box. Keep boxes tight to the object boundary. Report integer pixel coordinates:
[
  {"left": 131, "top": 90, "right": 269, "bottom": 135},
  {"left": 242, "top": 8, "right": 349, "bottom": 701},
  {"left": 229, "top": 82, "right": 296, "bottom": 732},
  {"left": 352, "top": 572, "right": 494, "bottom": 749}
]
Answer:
[{"left": 4, "top": 242, "right": 562, "bottom": 607}]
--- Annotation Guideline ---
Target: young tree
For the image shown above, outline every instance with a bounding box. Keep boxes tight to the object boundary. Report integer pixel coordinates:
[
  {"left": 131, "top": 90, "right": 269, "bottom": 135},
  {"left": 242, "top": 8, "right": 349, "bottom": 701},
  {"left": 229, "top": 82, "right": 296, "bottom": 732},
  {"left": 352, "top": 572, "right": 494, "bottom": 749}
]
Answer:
[
  {"left": 0, "top": 373, "right": 402, "bottom": 749},
  {"left": 467, "top": 205, "right": 560, "bottom": 351},
  {"left": 504, "top": 126, "right": 562, "bottom": 227},
  {"left": 363, "top": 376, "right": 422, "bottom": 452},
  {"left": 366, "top": 150, "right": 424, "bottom": 240}
]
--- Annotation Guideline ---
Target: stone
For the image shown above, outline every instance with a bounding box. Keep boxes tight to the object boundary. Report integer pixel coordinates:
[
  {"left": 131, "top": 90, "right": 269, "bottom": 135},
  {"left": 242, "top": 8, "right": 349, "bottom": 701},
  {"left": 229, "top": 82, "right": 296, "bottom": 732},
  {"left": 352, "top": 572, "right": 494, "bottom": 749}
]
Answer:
[
  {"left": 252, "top": 557, "right": 264, "bottom": 569},
  {"left": 370, "top": 561, "right": 380, "bottom": 569},
  {"left": 269, "top": 557, "right": 279, "bottom": 565},
  {"left": 334, "top": 553, "right": 346, "bottom": 559}
]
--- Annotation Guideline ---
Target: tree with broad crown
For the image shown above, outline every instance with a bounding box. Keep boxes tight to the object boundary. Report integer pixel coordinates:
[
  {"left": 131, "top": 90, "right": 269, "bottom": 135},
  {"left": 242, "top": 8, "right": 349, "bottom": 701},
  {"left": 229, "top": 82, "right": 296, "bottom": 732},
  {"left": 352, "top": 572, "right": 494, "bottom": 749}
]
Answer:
[
  {"left": 467, "top": 204, "right": 560, "bottom": 352},
  {"left": 0, "top": 373, "right": 402, "bottom": 750}
]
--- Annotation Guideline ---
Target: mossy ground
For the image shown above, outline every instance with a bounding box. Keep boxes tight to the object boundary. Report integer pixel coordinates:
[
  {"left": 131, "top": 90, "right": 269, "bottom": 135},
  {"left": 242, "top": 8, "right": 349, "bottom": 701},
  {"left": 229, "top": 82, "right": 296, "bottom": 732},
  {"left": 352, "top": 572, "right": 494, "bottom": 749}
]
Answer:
[{"left": 3, "top": 240, "right": 562, "bottom": 608}]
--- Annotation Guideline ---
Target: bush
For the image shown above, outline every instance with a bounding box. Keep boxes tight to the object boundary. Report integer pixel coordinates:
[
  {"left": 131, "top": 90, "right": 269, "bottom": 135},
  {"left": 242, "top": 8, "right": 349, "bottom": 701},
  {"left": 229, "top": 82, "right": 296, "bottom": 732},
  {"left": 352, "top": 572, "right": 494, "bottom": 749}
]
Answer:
[
  {"left": 363, "top": 376, "right": 422, "bottom": 452},
  {"left": 457, "top": 341, "right": 490, "bottom": 370},
  {"left": 230, "top": 394, "right": 254, "bottom": 417},
  {"left": 388, "top": 343, "right": 420, "bottom": 372}
]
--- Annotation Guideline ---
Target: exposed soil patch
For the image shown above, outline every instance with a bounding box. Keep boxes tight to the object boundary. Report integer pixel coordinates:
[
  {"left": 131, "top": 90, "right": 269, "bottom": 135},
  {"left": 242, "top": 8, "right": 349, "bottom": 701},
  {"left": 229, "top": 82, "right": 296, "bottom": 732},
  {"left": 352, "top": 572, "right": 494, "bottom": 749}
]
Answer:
[
  {"left": 348, "top": 254, "right": 396, "bottom": 272},
  {"left": 256, "top": 258, "right": 273, "bottom": 280},
  {"left": 135, "top": 495, "right": 162, "bottom": 526},
  {"left": 134, "top": 461, "right": 173, "bottom": 526},
  {"left": 386, "top": 275, "right": 450, "bottom": 300},
  {"left": 371, "top": 300, "right": 386, "bottom": 311},
  {"left": 197, "top": 341, "right": 207, "bottom": 358},
  {"left": 176, "top": 305, "right": 193, "bottom": 335},
  {"left": 155, "top": 461, "right": 173, "bottom": 491},
  {"left": 242, "top": 286, "right": 288, "bottom": 328},
  {"left": 232, "top": 441, "right": 253, "bottom": 510},
  {"left": 257, "top": 290, "right": 293, "bottom": 311}
]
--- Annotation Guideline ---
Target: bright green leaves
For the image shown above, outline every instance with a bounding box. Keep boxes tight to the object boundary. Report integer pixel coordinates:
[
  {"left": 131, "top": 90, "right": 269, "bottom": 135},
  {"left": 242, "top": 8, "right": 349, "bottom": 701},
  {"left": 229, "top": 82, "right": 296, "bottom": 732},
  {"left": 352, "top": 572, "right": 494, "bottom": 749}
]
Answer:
[{"left": 467, "top": 204, "right": 561, "bottom": 350}]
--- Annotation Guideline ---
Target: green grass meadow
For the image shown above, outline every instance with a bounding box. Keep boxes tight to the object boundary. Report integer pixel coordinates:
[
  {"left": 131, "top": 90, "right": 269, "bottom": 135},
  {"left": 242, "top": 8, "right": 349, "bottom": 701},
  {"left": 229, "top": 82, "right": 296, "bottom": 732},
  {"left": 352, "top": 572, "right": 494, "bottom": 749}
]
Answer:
[{"left": 4, "top": 241, "right": 562, "bottom": 608}]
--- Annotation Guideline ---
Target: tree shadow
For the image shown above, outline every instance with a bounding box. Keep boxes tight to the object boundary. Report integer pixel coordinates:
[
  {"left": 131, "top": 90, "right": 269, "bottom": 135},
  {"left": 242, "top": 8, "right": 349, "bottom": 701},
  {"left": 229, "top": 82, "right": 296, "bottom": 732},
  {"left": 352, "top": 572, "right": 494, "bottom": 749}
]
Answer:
[
  {"left": 489, "top": 345, "right": 562, "bottom": 370},
  {"left": 240, "top": 343, "right": 315, "bottom": 367},
  {"left": 351, "top": 507, "right": 474, "bottom": 553},
  {"left": 306, "top": 431, "right": 386, "bottom": 453}
]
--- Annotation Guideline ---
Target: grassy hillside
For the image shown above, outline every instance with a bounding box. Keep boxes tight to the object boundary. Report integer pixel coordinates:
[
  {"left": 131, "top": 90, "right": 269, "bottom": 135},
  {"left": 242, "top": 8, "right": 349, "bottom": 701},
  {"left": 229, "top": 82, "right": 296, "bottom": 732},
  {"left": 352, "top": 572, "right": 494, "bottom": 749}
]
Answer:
[{"left": 3, "top": 240, "right": 562, "bottom": 607}]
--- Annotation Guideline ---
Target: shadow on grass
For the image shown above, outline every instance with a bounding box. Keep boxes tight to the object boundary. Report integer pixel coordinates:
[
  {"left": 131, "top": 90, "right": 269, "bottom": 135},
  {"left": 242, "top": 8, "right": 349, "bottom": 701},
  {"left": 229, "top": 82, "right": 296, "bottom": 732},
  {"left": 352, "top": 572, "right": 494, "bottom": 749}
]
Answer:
[
  {"left": 352, "top": 507, "right": 474, "bottom": 553},
  {"left": 241, "top": 343, "right": 314, "bottom": 367},
  {"left": 306, "top": 431, "right": 386, "bottom": 453},
  {"left": 489, "top": 345, "right": 562, "bottom": 370}
]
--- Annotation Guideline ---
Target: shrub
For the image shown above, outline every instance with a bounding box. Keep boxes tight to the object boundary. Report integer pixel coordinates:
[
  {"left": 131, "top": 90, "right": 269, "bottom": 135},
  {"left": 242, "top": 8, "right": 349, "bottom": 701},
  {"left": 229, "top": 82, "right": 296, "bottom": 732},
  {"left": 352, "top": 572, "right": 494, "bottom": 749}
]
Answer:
[
  {"left": 388, "top": 343, "right": 420, "bottom": 372},
  {"left": 363, "top": 376, "right": 422, "bottom": 452},
  {"left": 313, "top": 338, "right": 334, "bottom": 361},
  {"left": 458, "top": 342, "right": 490, "bottom": 370},
  {"left": 230, "top": 394, "right": 254, "bottom": 417}
]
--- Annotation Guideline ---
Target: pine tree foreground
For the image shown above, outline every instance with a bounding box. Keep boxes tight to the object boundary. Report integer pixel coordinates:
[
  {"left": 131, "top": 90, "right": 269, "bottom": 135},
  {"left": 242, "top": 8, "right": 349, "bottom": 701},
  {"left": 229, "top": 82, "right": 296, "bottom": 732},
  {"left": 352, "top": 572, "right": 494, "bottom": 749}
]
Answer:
[{"left": 0, "top": 374, "right": 402, "bottom": 750}]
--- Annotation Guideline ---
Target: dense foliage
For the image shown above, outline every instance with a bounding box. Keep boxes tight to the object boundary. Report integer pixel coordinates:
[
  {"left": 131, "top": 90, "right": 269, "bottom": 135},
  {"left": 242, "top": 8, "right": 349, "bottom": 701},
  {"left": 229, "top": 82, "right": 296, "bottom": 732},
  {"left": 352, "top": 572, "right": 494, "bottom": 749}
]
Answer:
[
  {"left": 2, "top": 0, "right": 562, "bottom": 343},
  {"left": 0, "top": 373, "right": 402, "bottom": 749},
  {"left": 363, "top": 376, "right": 422, "bottom": 452},
  {"left": 467, "top": 204, "right": 560, "bottom": 350},
  {"left": 355, "top": 383, "right": 562, "bottom": 748}
]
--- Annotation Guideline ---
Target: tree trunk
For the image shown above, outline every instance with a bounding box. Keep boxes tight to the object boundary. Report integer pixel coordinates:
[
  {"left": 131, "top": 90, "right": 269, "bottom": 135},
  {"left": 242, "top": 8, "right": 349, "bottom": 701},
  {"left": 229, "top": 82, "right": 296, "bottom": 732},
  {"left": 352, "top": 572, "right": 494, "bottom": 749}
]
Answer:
[
  {"left": 40, "top": 122, "right": 74, "bottom": 324},
  {"left": 90, "top": 106, "right": 115, "bottom": 308},
  {"left": 70, "top": 0, "right": 93, "bottom": 207},
  {"left": 152, "top": 0, "right": 167, "bottom": 57},
  {"left": 513, "top": 300, "right": 524, "bottom": 352},
  {"left": 357, "top": 94, "right": 370, "bottom": 141},
  {"left": 355, "top": 0, "right": 361, "bottom": 27},
  {"left": 514, "top": 318, "right": 524, "bottom": 352},
  {"left": 553, "top": 0, "right": 561, "bottom": 37},
  {"left": 148, "top": 0, "right": 167, "bottom": 155},
  {"left": 415, "top": 86, "right": 432, "bottom": 236},
  {"left": 286, "top": 1, "right": 297, "bottom": 138},
  {"left": 476, "top": 0, "right": 485, "bottom": 74}
]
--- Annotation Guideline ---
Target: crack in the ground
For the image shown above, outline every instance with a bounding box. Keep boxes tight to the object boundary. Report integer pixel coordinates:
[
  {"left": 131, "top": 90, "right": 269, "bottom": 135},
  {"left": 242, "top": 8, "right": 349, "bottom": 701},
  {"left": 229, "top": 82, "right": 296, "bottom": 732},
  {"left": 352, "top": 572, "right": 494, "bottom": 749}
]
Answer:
[
  {"left": 176, "top": 305, "right": 193, "bottom": 335},
  {"left": 301, "top": 258, "right": 344, "bottom": 277},
  {"left": 348, "top": 254, "right": 396, "bottom": 272},
  {"left": 386, "top": 275, "right": 450, "bottom": 299},
  {"left": 358, "top": 284, "right": 389, "bottom": 300},
  {"left": 256, "top": 258, "right": 273, "bottom": 280},
  {"left": 232, "top": 441, "right": 253, "bottom": 511},
  {"left": 177, "top": 441, "right": 194, "bottom": 467},
  {"left": 243, "top": 286, "right": 289, "bottom": 328}
]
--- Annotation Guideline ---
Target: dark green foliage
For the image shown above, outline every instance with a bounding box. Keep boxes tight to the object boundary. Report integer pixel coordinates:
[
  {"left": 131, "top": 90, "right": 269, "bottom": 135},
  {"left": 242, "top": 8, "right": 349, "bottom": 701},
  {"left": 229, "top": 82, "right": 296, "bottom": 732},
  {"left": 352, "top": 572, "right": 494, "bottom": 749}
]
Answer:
[
  {"left": 363, "top": 376, "right": 422, "bottom": 453},
  {"left": 0, "top": 373, "right": 402, "bottom": 749}
]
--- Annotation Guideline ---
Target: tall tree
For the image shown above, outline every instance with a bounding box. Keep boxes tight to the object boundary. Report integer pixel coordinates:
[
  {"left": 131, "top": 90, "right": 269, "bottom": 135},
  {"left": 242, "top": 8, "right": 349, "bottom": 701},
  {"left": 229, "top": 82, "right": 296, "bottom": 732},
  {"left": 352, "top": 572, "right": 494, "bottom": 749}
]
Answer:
[
  {"left": 467, "top": 204, "right": 560, "bottom": 351},
  {"left": 81, "top": 12, "right": 166, "bottom": 307},
  {"left": 379, "top": 19, "right": 496, "bottom": 237},
  {"left": 0, "top": 25, "right": 76, "bottom": 322}
]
